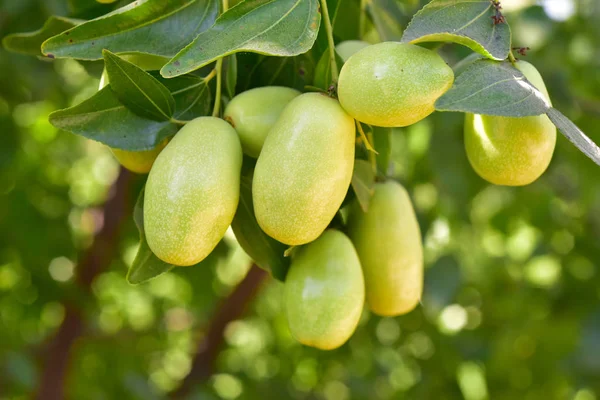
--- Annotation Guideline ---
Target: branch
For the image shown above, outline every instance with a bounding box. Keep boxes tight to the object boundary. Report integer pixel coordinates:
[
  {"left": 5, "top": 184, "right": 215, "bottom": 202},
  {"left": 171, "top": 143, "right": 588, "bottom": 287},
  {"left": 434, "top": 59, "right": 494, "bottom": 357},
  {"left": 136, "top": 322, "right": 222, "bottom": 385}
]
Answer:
[
  {"left": 170, "top": 265, "right": 269, "bottom": 399},
  {"left": 35, "top": 168, "right": 134, "bottom": 400}
]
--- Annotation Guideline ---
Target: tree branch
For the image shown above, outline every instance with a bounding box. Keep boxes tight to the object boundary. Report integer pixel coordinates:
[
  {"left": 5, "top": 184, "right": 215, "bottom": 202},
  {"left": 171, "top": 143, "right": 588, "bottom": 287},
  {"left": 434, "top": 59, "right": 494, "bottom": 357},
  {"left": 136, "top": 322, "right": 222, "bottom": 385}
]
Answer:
[
  {"left": 35, "top": 168, "right": 134, "bottom": 400},
  {"left": 170, "top": 265, "right": 269, "bottom": 399}
]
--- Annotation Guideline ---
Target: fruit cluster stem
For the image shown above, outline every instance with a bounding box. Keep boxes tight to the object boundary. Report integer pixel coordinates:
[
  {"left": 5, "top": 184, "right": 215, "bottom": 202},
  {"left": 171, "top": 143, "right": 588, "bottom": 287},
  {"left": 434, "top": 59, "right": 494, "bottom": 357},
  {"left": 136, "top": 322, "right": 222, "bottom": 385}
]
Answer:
[
  {"left": 212, "top": 0, "right": 229, "bottom": 117},
  {"left": 320, "top": 0, "right": 339, "bottom": 84}
]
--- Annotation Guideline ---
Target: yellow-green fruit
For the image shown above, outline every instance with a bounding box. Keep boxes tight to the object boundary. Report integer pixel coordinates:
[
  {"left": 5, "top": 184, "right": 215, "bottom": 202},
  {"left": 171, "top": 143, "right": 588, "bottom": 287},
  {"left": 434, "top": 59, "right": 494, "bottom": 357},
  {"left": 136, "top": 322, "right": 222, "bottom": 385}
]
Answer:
[
  {"left": 285, "top": 230, "right": 365, "bottom": 350},
  {"left": 253, "top": 93, "right": 355, "bottom": 245},
  {"left": 464, "top": 60, "right": 556, "bottom": 186},
  {"left": 348, "top": 181, "right": 423, "bottom": 316},
  {"left": 100, "top": 53, "right": 170, "bottom": 173},
  {"left": 223, "top": 86, "right": 300, "bottom": 158},
  {"left": 335, "top": 40, "right": 370, "bottom": 62},
  {"left": 144, "top": 117, "right": 242, "bottom": 266},
  {"left": 337, "top": 42, "right": 454, "bottom": 127}
]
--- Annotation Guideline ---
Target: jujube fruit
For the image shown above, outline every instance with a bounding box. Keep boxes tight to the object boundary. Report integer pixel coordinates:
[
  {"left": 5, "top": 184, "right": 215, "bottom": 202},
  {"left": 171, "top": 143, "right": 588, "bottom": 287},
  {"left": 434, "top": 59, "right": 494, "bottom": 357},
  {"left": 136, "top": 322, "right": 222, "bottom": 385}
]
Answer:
[
  {"left": 144, "top": 117, "right": 242, "bottom": 266},
  {"left": 337, "top": 42, "right": 454, "bottom": 127},
  {"left": 223, "top": 86, "right": 300, "bottom": 158},
  {"left": 335, "top": 40, "right": 370, "bottom": 62},
  {"left": 253, "top": 93, "right": 355, "bottom": 246},
  {"left": 285, "top": 229, "right": 365, "bottom": 350},
  {"left": 348, "top": 181, "right": 423, "bottom": 316},
  {"left": 464, "top": 60, "right": 556, "bottom": 186}
]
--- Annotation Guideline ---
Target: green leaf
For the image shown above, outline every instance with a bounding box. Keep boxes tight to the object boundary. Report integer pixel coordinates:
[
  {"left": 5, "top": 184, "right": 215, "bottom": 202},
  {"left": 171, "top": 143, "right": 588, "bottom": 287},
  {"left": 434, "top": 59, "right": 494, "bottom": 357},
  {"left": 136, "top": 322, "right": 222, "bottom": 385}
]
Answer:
[
  {"left": 373, "top": 126, "right": 392, "bottom": 176},
  {"left": 314, "top": 50, "right": 343, "bottom": 91},
  {"left": 238, "top": 53, "right": 315, "bottom": 92},
  {"left": 351, "top": 159, "right": 375, "bottom": 212},
  {"left": 49, "top": 74, "right": 211, "bottom": 151},
  {"left": 231, "top": 172, "right": 291, "bottom": 282},
  {"left": 224, "top": 54, "right": 238, "bottom": 99},
  {"left": 42, "top": 0, "right": 219, "bottom": 60},
  {"left": 2, "top": 16, "right": 81, "bottom": 57},
  {"left": 367, "top": 0, "right": 404, "bottom": 42},
  {"left": 161, "top": 0, "right": 321, "bottom": 78},
  {"left": 401, "top": 0, "right": 511, "bottom": 61},
  {"left": 103, "top": 50, "right": 175, "bottom": 121},
  {"left": 127, "top": 189, "right": 174, "bottom": 285},
  {"left": 435, "top": 59, "right": 550, "bottom": 117},
  {"left": 546, "top": 108, "right": 600, "bottom": 167}
]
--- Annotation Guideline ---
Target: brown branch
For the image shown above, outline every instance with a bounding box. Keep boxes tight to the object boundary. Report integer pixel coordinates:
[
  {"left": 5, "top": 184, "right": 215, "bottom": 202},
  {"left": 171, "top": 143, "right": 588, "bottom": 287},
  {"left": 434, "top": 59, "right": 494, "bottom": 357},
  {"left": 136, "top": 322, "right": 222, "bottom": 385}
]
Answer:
[
  {"left": 35, "top": 168, "right": 134, "bottom": 400},
  {"left": 170, "top": 265, "right": 269, "bottom": 399}
]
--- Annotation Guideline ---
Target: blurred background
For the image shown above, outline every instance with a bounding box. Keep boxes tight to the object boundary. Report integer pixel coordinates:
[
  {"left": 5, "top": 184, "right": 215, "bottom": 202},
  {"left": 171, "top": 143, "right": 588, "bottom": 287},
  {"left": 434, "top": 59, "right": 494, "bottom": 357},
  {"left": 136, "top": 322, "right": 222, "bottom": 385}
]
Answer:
[{"left": 1, "top": 0, "right": 600, "bottom": 399}]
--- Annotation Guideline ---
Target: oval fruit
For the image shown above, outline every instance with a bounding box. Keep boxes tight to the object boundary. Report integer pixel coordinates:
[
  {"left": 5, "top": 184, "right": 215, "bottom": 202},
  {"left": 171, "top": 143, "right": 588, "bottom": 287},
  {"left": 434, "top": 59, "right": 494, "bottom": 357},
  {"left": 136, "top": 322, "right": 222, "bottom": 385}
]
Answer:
[
  {"left": 144, "top": 117, "right": 242, "bottom": 266},
  {"left": 100, "top": 53, "right": 170, "bottom": 173},
  {"left": 337, "top": 42, "right": 454, "bottom": 127},
  {"left": 335, "top": 40, "right": 370, "bottom": 62},
  {"left": 285, "top": 230, "right": 365, "bottom": 350},
  {"left": 464, "top": 60, "right": 556, "bottom": 186},
  {"left": 253, "top": 93, "right": 355, "bottom": 245},
  {"left": 223, "top": 86, "right": 300, "bottom": 158},
  {"left": 348, "top": 181, "right": 423, "bottom": 316}
]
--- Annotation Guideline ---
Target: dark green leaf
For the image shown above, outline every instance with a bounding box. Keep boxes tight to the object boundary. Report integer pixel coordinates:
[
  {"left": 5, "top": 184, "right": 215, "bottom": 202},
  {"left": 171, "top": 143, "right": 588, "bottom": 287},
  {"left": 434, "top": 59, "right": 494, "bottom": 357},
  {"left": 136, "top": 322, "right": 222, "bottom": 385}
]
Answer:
[
  {"left": 401, "top": 0, "right": 511, "bottom": 60},
  {"left": 162, "top": 0, "right": 321, "bottom": 78},
  {"left": 103, "top": 50, "right": 175, "bottom": 121},
  {"left": 314, "top": 50, "right": 343, "bottom": 90},
  {"left": 546, "top": 108, "right": 600, "bottom": 166},
  {"left": 49, "top": 75, "right": 211, "bottom": 151},
  {"left": 224, "top": 54, "right": 238, "bottom": 99},
  {"left": 435, "top": 59, "right": 550, "bottom": 117},
  {"left": 2, "top": 16, "right": 81, "bottom": 56},
  {"left": 238, "top": 53, "right": 315, "bottom": 92},
  {"left": 231, "top": 173, "right": 290, "bottom": 282},
  {"left": 351, "top": 159, "right": 375, "bottom": 212},
  {"left": 42, "top": 0, "right": 219, "bottom": 60},
  {"left": 373, "top": 126, "right": 392, "bottom": 176},
  {"left": 128, "top": 189, "right": 174, "bottom": 285},
  {"left": 368, "top": 0, "right": 404, "bottom": 41}
]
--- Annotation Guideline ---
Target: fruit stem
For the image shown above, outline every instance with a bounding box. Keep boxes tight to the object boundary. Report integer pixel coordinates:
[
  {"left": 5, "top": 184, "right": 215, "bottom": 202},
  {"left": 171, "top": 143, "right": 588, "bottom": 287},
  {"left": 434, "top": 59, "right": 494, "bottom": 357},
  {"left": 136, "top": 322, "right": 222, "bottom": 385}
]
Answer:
[
  {"left": 359, "top": 0, "right": 369, "bottom": 39},
  {"left": 171, "top": 118, "right": 190, "bottom": 125},
  {"left": 508, "top": 50, "right": 517, "bottom": 65},
  {"left": 203, "top": 68, "right": 217, "bottom": 83},
  {"left": 320, "top": 0, "right": 339, "bottom": 84},
  {"left": 356, "top": 121, "right": 378, "bottom": 155},
  {"left": 212, "top": 0, "right": 229, "bottom": 118}
]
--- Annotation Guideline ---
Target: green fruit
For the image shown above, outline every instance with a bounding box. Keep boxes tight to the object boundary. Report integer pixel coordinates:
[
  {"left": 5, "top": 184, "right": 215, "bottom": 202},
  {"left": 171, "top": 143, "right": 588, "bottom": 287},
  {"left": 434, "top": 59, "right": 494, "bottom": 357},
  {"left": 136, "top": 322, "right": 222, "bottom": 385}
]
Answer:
[
  {"left": 335, "top": 40, "right": 370, "bottom": 62},
  {"left": 224, "top": 86, "right": 300, "bottom": 158},
  {"left": 285, "top": 230, "right": 365, "bottom": 350},
  {"left": 144, "top": 117, "right": 242, "bottom": 266},
  {"left": 100, "top": 53, "right": 170, "bottom": 173},
  {"left": 253, "top": 93, "right": 355, "bottom": 245},
  {"left": 464, "top": 60, "right": 556, "bottom": 186},
  {"left": 337, "top": 42, "right": 454, "bottom": 127},
  {"left": 348, "top": 181, "right": 423, "bottom": 316}
]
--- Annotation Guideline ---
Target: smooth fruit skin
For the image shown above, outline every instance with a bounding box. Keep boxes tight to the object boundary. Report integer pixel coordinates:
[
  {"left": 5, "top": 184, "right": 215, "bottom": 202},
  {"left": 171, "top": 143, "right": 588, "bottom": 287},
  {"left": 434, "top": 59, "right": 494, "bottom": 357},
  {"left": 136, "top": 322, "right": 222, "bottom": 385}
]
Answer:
[
  {"left": 348, "top": 181, "right": 423, "bottom": 316},
  {"left": 337, "top": 42, "right": 454, "bottom": 127},
  {"left": 100, "top": 53, "right": 170, "bottom": 173},
  {"left": 464, "top": 60, "right": 556, "bottom": 186},
  {"left": 223, "top": 86, "right": 300, "bottom": 158},
  {"left": 335, "top": 40, "right": 370, "bottom": 62},
  {"left": 253, "top": 93, "right": 355, "bottom": 246},
  {"left": 285, "top": 230, "right": 365, "bottom": 350},
  {"left": 144, "top": 117, "right": 242, "bottom": 266}
]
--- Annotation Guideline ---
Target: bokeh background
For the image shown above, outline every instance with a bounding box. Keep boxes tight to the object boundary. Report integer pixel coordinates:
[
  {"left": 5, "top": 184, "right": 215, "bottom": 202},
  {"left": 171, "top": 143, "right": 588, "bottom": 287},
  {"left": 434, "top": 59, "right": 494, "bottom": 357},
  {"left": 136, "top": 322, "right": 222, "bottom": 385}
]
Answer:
[{"left": 1, "top": 0, "right": 600, "bottom": 399}]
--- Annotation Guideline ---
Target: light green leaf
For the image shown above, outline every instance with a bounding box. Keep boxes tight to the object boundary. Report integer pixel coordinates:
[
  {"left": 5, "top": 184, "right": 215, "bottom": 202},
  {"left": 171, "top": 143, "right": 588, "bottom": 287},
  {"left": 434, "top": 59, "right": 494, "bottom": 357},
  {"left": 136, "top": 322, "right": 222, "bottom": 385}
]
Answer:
[
  {"left": 2, "top": 16, "right": 81, "bottom": 56},
  {"left": 368, "top": 0, "right": 404, "bottom": 42},
  {"left": 161, "top": 0, "right": 321, "bottom": 78},
  {"left": 351, "top": 159, "right": 375, "bottom": 212},
  {"left": 546, "top": 108, "right": 600, "bottom": 167},
  {"left": 224, "top": 54, "right": 238, "bottom": 99},
  {"left": 103, "top": 50, "right": 175, "bottom": 121},
  {"left": 314, "top": 50, "right": 343, "bottom": 91},
  {"left": 401, "top": 0, "right": 511, "bottom": 60},
  {"left": 49, "top": 74, "right": 211, "bottom": 151},
  {"left": 42, "top": 0, "right": 219, "bottom": 60},
  {"left": 435, "top": 59, "right": 550, "bottom": 117}
]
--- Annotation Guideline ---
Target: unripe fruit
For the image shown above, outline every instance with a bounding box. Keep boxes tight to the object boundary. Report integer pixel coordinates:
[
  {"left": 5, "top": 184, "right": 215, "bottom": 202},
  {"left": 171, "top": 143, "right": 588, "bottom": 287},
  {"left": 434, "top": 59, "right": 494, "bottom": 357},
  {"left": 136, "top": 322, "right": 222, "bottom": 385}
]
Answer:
[
  {"left": 223, "top": 86, "right": 300, "bottom": 158},
  {"left": 253, "top": 93, "right": 355, "bottom": 245},
  {"left": 464, "top": 60, "right": 556, "bottom": 186},
  {"left": 100, "top": 53, "right": 170, "bottom": 173},
  {"left": 144, "top": 117, "right": 242, "bottom": 266},
  {"left": 348, "top": 181, "right": 423, "bottom": 316},
  {"left": 337, "top": 42, "right": 454, "bottom": 127},
  {"left": 285, "top": 230, "right": 365, "bottom": 350},
  {"left": 335, "top": 40, "right": 370, "bottom": 62}
]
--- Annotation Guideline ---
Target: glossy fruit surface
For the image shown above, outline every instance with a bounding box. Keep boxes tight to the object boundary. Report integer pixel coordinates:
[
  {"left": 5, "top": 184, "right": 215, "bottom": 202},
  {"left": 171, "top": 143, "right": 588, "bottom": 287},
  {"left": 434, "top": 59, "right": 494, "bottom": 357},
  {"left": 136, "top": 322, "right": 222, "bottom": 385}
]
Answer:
[
  {"left": 348, "top": 181, "right": 423, "bottom": 316},
  {"left": 464, "top": 60, "right": 556, "bottom": 186},
  {"left": 337, "top": 42, "right": 454, "bottom": 127},
  {"left": 253, "top": 93, "right": 355, "bottom": 245},
  {"left": 224, "top": 86, "right": 300, "bottom": 158},
  {"left": 144, "top": 117, "right": 242, "bottom": 266},
  {"left": 285, "top": 230, "right": 365, "bottom": 350},
  {"left": 335, "top": 40, "right": 370, "bottom": 62}
]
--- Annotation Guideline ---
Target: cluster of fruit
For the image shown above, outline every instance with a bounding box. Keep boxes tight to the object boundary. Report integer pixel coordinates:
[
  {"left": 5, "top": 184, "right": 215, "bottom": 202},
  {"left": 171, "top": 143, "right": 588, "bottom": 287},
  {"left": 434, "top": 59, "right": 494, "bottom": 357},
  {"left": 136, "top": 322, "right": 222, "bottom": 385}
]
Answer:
[{"left": 104, "top": 41, "right": 555, "bottom": 349}]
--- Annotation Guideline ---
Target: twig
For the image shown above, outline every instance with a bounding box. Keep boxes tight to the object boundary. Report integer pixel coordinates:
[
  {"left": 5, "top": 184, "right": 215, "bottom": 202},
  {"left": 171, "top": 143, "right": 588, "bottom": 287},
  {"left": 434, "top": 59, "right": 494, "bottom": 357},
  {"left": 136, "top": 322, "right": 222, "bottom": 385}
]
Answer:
[{"left": 320, "top": 0, "right": 339, "bottom": 84}]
